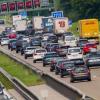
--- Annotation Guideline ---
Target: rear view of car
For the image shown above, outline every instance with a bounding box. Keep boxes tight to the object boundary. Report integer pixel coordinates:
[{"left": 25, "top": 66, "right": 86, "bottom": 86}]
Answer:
[
  {"left": 33, "top": 48, "right": 47, "bottom": 63},
  {"left": 24, "top": 47, "right": 35, "bottom": 59},
  {"left": 67, "top": 47, "right": 83, "bottom": 60},
  {"left": 1, "top": 38, "right": 9, "bottom": 46},
  {"left": 83, "top": 43, "right": 97, "bottom": 54},
  {"left": 70, "top": 66, "right": 91, "bottom": 83}
]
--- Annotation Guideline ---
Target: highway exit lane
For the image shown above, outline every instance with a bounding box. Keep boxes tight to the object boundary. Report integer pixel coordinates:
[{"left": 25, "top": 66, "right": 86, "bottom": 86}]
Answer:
[{"left": 1, "top": 46, "right": 100, "bottom": 100}]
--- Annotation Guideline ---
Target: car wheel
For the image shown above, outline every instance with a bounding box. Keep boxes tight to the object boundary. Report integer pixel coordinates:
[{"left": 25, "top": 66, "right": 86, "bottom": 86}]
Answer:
[
  {"left": 55, "top": 70, "right": 59, "bottom": 75},
  {"left": 43, "top": 63, "right": 46, "bottom": 67},
  {"left": 16, "top": 50, "right": 18, "bottom": 53},
  {"left": 61, "top": 74, "right": 64, "bottom": 78},
  {"left": 21, "top": 52, "right": 23, "bottom": 55},
  {"left": 50, "top": 68, "right": 54, "bottom": 72},
  {"left": 11, "top": 48, "right": 13, "bottom": 51},
  {"left": 8, "top": 46, "right": 10, "bottom": 49},
  {"left": 33, "top": 60, "right": 36, "bottom": 63},
  {"left": 88, "top": 77, "right": 91, "bottom": 81},
  {"left": 25, "top": 56, "right": 27, "bottom": 59},
  {"left": 70, "top": 79, "right": 74, "bottom": 83}
]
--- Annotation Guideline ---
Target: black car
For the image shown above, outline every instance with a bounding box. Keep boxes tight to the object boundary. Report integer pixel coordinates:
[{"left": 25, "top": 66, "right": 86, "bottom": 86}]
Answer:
[
  {"left": 85, "top": 52, "right": 100, "bottom": 67},
  {"left": 43, "top": 52, "right": 59, "bottom": 67},
  {"left": 59, "top": 61, "right": 75, "bottom": 78},
  {"left": 15, "top": 40, "right": 28, "bottom": 53},
  {"left": 8, "top": 39, "right": 16, "bottom": 50}
]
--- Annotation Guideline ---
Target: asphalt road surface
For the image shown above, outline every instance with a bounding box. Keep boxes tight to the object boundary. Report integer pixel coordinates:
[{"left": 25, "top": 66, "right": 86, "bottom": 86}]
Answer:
[{"left": 1, "top": 46, "right": 100, "bottom": 100}]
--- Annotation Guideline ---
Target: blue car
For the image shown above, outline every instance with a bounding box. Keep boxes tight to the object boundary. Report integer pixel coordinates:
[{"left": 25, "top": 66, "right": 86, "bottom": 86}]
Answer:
[{"left": 43, "top": 52, "right": 59, "bottom": 67}]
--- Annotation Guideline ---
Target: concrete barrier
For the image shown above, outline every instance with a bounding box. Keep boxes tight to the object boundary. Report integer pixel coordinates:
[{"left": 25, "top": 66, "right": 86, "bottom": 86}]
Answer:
[{"left": 0, "top": 67, "right": 39, "bottom": 100}]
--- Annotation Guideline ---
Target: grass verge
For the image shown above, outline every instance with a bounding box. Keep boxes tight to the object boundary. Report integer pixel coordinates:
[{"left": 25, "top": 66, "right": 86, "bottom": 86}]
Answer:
[
  {"left": 0, "top": 73, "right": 13, "bottom": 89},
  {"left": 0, "top": 53, "right": 44, "bottom": 86}
]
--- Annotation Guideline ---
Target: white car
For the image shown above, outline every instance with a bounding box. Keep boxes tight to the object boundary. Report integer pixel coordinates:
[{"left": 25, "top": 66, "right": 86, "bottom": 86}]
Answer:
[
  {"left": 1, "top": 38, "right": 9, "bottom": 46},
  {"left": 67, "top": 47, "right": 83, "bottom": 60},
  {"left": 33, "top": 48, "right": 47, "bottom": 63},
  {"left": 23, "top": 37, "right": 30, "bottom": 43},
  {"left": 24, "top": 47, "right": 36, "bottom": 59},
  {"left": 64, "top": 36, "right": 77, "bottom": 47}
]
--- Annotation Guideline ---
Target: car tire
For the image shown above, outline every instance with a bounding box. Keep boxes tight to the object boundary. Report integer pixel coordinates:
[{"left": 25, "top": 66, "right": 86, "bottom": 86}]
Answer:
[
  {"left": 50, "top": 68, "right": 54, "bottom": 72},
  {"left": 43, "top": 63, "right": 46, "bottom": 67},
  {"left": 33, "top": 60, "right": 36, "bottom": 63},
  {"left": 11, "top": 48, "right": 13, "bottom": 51},
  {"left": 8, "top": 46, "right": 10, "bottom": 49},
  {"left": 25, "top": 56, "right": 27, "bottom": 59},
  {"left": 70, "top": 79, "right": 74, "bottom": 83},
  {"left": 16, "top": 50, "right": 18, "bottom": 53},
  {"left": 21, "top": 52, "right": 23, "bottom": 55},
  {"left": 61, "top": 74, "right": 64, "bottom": 78},
  {"left": 55, "top": 70, "right": 59, "bottom": 75},
  {"left": 88, "top": 77, "right": 91, "bottom": 81}
]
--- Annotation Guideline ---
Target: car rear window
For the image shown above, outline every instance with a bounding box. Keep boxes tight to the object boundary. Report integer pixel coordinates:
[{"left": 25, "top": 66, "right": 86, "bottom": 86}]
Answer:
[
  {"left": 36, "top": 49, "right": 46, "bottom": 53},
  {"left": 74, "top": 67, "right": 87, "bottom": 73},
  {"left": 68, "top": 48, "right": 81, "bottom": 53},
  {"left": 63, "top": 63, "right": 74, "bottom": 68}
]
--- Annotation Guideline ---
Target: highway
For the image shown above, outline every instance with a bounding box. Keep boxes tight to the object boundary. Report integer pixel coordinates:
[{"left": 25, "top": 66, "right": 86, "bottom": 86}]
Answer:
[{"left": 1, "top": 45, "right": 100, "bottom": 100}]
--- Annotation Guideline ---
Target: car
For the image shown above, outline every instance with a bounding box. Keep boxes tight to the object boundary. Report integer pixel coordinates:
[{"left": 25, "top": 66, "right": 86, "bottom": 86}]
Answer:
[
  {"left": 47, "top": 35, "right": 58, "bottom": 43},
  {"left": 46, "top": 43, "right": 60, "bottom": 52},
  {"left": 56, "top": 46, "right": 68, "bottom": 57},
  {"left": 30, "top": 38, "right": 41, "bottom": 46},
  {"left": 43, "top": 52, "right": 59, "bottom": 67},
  {"left": 70, "top": 66, "right": 91, "bottom": 82},
  {"left": 33, "top": 48, "right": 47, "bottom": 63},
  {"left": 67, "top": 47, "right": 83, "bottom": 60},
  {"left": 8, "top": 39, "right": 16, "bottom": 50},
  {"left": 1, "top": 38, "right": 9, "bottom": 46},
  {"left": 24, "top": 47, "right": 36, "bottom": 59},
  {"left": 10, "top": 41, "right": 16, "bottom": 51},
  {"left": 41, "top": 40, "right": 48, "bottom": 48},
  {"left": 83, "top": 43, "right": 97, "bottom": 54},
  {"left": 64, "top": 36, "right": 77, "bottom": 47},
  {"left": 50, "top": 57, "right": 64, "bottom": 72},
  {"left": 70, "top": 58, "right": 85, "bottom": 65},
  {"left": 59, "top": 61, "right": 75, "bottom": 78},
  {"left": 85, "top": 51, "right": 100, "bottom": 67},
  {"left": 77, "top": 39, "right": 88, "bottom": 48},
  {"left": 15, "top": 40, "right": 28, "bottom": 53}
]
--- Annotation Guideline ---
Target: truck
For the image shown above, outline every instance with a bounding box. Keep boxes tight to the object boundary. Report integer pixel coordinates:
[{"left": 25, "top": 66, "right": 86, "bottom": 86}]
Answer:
[
  {"left": 15, "top": 20, "right": 27, "bottom": 32},
  {"left": 32, "top": 16, "right": 44, "bottom": 32},
  {"left": 42, "top": 17, "right": 53, "bottom": 33},
  {"left": 12, "top": 15, "right": 22, "bottom": 25},
  {"left": 53, "top": 17, "right": 69, "bottom": 35},
  {"left": 78, "top": 19, "right": 99, "bottom": 44}
]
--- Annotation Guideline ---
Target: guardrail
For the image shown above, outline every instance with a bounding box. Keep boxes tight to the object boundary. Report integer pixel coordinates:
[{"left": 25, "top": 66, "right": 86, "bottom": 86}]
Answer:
[
  {"left": 0, "top": 67, "right": 39, "bottom": 100},
  {"left": 0, "top": 47, "right": 94, "bottom": 100}
]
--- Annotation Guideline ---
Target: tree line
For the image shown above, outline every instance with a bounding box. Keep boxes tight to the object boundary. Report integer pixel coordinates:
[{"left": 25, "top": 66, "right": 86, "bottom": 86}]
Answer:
[{"left": 59, "top": 0, "right": 100, "bottom": 21}]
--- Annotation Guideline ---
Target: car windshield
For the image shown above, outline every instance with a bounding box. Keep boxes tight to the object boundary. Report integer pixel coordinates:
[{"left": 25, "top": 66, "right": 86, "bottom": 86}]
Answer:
[
  {"left": 2, "top": 38, "right": 9, "bottom": 40},
  {"left": 45, "top": 53, "right": 58, "bottom": 58},
  {"left": 86, "top": 44, "right": 95, "bottom": 47},
  {"left": 36, "top": 50, "right": 46, "bottom": 53},
  {"left": 66, "top": 37, "right": 75, "bottom": 41},
  {"left": 63, "top": 63, "right": 74, "bottom": 68},
  {"left": 72, "top": 59, "right": 84, "bottom": 64},
  {"left": 27, "top": 47, "right": 35, "bottom": 50},
  {"left": 74, "top": 67, "right": 87, "bottom": 73},
  {"left": 68, "top": 48, "right": 81, "bottom": 53},
  {"left": 49, "top": 36, "right": 57, "bottom": 39}
]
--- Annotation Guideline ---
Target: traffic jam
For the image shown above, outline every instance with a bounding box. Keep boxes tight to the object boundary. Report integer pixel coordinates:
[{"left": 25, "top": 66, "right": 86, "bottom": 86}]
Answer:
[{"left": 0, "top": 14, "right": 100, "bottom": 84}]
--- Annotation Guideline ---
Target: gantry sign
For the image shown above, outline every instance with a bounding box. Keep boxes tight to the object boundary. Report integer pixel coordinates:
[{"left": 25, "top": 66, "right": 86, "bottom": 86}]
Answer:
[{"left": 0, "top": 0, "right": 54, "bottom": 14}]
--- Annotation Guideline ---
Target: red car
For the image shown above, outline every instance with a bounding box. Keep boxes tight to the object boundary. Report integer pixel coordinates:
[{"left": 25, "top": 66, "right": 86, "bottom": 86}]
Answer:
[
  {"left": 83, "top": 43, "right": 97, "bottom": 54},
  {"left": 8, "top": 33, "right": 16, "bottom": 39}
]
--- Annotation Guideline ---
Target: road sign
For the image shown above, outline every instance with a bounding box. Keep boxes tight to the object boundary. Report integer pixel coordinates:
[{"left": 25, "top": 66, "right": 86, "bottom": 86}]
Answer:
[
  {"left": 51, "top": 11, "right": 64, "bottom": 18},
  {"left": 19, "top": 11, "right": 27, "bottom": 19}
]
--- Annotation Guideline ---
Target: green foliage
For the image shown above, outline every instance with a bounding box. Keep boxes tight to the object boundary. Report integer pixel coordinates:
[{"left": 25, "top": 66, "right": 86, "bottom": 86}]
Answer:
[
  {"left": 59, "top": 0, "right": 100, "bottom": 21},
  {"left": 0, "top": 53, "right": 44, "bottom": 86},
  {"left": 0, "top": 74, "right": 13, "bottom": 89}
]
